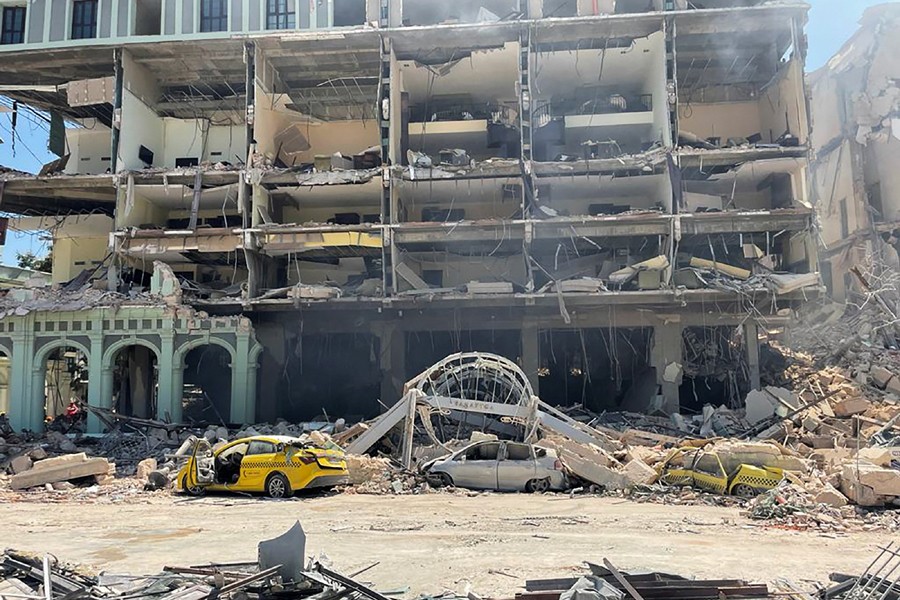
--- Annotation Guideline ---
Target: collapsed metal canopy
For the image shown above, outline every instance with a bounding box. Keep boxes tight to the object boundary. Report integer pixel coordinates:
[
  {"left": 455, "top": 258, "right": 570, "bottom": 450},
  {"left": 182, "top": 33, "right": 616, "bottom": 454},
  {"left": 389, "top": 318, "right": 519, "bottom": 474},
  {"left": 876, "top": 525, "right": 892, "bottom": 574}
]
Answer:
[{"left": 407, "top": 352, "right": 534, "bottom": 406}]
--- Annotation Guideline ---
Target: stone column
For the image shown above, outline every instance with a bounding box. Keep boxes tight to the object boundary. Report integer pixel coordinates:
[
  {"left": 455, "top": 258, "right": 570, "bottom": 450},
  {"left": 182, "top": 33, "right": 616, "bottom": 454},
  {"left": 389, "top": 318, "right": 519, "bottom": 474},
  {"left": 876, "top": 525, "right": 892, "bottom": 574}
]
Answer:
[
  {"left": 745, "top": 321, "right": 761, "bottom": 391},
  {"left": 379, "top": 324, "right": 405, "bottom": 409},
  {"left": 8, "top": 318, "right": 33, "bottom": 431},
  {"left": 651, "top": 323, "right": 683, "bottom": 414},
  {"left": 232, "top": 333, "right": 252, "bottom": 425},
  {"left": 86, "top": 331, "right": 104, "bottom": 433}
]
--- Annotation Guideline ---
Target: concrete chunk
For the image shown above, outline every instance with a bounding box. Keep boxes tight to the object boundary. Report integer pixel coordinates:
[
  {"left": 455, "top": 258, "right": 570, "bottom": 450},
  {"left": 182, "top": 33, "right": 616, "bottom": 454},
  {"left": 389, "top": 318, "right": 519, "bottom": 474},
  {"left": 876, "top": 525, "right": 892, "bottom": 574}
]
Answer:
[
  {"left": 136, "top": 457, "right": 158, "bottom": 480},
  {"left": 10, "top": 456, "right": 110, "bottom": 490},
  {"left": 832, "top": 397, "right": 871, "bottom": 417},
  {"left": 622, "top": 459, "right": 657, "bottom": 486},
  {"left": 9, "top": 455, "right": 33, "bottom": 474},
  {"left": 814, "top": 483, "right": 849, "bottom": 507},
  {"left": 871, "top": 366, "right": 894, "bottom": 389}
]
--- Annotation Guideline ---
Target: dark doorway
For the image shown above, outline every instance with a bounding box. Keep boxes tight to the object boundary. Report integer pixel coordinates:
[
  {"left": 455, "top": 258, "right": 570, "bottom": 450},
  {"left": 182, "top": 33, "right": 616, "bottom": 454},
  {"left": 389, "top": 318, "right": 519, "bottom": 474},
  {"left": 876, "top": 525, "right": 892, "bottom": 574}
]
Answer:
[
  {"left": 183, "top": 345, "right": 232, "bottom": 424},
  {"left": 112, "top": 346, "right": 158, "bottom": 418},
  {"left": 539, "top": 328, "right": 652, "bottom": 411}
]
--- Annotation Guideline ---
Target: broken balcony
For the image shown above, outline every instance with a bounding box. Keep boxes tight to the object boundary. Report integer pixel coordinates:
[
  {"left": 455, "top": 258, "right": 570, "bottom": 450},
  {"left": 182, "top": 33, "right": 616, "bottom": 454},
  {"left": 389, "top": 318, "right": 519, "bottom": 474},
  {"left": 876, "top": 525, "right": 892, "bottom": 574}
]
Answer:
[
  {"left": 401, "top": 0, "right": 521, "bottom": 26},
  {"left": 249, "top": 180, "right": 382, "bottom": 268},
  {"left": 118, "top": 48, "right": 247, "bottom": 173},
  {"left": 394, "top": 177, "right": 524, "bottom": 247},
  {"left": 678, "top": 157, "right": 813, "bottom": 235},
  {"left": 673, "top": 229, "right": 819, "bottom": 298},
  {"left": 530, "top": 235, "right": 669, "bottom": 294},
  {"left": 532, "top": 31, "right": 669, "bottom": 162},
  {"left": 393, "top": 251, "right": 527, "bottom": 297},
  {"left": 113, "top": 182, "right": 244, "bottom": 285},
  {"left": 675, "top": 14, "right": 808, "bottom": 152},
  {"left": 529, "top": 170, "right": 673, "bottom": 222},
  {"left": 400, "top": 42, "right": 521, "bottom": 164}
]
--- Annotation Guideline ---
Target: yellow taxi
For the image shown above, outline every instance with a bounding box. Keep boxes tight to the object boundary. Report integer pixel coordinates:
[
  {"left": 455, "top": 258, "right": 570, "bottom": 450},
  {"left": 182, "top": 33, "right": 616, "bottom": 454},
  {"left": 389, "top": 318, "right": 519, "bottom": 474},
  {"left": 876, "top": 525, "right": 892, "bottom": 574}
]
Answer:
[
  {"left": 176, "top": 435, "right": 349, "bottom": 498},
  {"left": 656, "top": 447, "right": 786, "bottom": 497}
]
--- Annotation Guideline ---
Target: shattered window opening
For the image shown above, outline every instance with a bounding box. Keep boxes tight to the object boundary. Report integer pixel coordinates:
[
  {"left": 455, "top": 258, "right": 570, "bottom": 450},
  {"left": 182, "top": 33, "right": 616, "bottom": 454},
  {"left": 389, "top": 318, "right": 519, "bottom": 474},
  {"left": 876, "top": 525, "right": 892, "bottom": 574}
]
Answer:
[
  {"left": 267, "top": 0, "right": 296, "bottom": 30},
  {"left": 71, "top": 0, "right": 97, "bottom": 40},
  {"left": 200, "top": 0, "right": 229, "bottom": 33},
  {"left": 0, "top": 6, "right": 25, "bottom": 45}
]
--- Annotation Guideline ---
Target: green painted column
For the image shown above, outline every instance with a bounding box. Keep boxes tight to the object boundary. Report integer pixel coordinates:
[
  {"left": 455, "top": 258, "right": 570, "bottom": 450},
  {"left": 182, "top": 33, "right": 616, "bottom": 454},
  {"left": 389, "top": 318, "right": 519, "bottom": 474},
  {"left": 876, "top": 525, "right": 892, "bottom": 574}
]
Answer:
[
  {"left": 86, "top": 331, "right": 104, "bottom": 433},
  {"left": 157, "top": 331, "right": 175, "bottom": 422},
  {"left": 29, "top": 362, "right": 45, "bottom": 432},
  {"left": 8, "top": 318, "right": 34, "bottom": 431},
  {"left": 246, "top": 362, "right": 258, "bottom": 425}
]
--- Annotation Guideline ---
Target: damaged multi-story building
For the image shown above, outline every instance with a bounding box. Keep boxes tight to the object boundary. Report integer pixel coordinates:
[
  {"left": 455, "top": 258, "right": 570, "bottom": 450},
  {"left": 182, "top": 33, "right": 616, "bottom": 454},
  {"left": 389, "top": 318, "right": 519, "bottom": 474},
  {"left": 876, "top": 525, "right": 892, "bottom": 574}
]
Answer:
[
  {"left": 810, "top": 3, "right": 900, "bottom": 302},
  {"left": 0, "top": 0, "right": 819, "bottom": 433}
]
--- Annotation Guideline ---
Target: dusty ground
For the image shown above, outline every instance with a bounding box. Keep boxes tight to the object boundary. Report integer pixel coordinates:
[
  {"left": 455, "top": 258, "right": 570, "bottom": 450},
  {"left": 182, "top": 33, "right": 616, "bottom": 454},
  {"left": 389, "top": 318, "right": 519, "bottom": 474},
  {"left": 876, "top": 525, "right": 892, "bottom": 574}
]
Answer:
[{"left": 0, "top": 492, "right": 894, "bottom": 597}]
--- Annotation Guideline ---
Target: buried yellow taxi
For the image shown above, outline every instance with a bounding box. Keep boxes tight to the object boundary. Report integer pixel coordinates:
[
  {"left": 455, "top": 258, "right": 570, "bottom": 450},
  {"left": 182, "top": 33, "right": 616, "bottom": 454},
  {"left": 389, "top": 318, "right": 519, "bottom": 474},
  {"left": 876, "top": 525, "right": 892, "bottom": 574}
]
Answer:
[
  {"left": 656, "top": 447, "right": 786, "bottom": 497},
  {"left": 176, "top": 435, "right": 349, "bottom": 498}
]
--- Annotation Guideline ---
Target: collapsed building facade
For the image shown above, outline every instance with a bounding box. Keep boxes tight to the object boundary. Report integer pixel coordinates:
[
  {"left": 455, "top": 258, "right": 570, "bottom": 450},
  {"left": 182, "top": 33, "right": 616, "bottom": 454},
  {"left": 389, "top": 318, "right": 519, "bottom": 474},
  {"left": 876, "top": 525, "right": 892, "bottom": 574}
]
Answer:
[
  {"left": 0, "top": 0, "right": 818, "bottom": 433},
  {"left": 809, "top": 3, "right": 900, "bottom": 302}
]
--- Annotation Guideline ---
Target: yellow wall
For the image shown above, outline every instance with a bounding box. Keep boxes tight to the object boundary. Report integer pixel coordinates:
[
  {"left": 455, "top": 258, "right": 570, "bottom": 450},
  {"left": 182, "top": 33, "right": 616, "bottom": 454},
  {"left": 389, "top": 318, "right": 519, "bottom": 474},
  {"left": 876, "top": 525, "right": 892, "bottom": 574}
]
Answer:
[{"left": 52, "top": 236, "right": 110, "bottom": 283}]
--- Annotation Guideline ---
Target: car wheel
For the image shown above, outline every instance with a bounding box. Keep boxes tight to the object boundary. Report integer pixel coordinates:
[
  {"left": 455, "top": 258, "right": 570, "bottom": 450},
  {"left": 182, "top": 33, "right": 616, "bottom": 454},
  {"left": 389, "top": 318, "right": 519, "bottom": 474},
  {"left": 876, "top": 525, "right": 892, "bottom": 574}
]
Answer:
[
  {"left": 732, "top": 483, "right": 761, "bottom": 498},
  {"left": 266, "top": 473, "right": 291, "bottom": 499},
  {"left": 428, "top": 472, "right": 454, "bottom": 488},
  {"left": 526, "top": 478, "right": 551, "bottom": 493},
  {"left": 182, "top": 476, "right": 204, "bottom": 497}
]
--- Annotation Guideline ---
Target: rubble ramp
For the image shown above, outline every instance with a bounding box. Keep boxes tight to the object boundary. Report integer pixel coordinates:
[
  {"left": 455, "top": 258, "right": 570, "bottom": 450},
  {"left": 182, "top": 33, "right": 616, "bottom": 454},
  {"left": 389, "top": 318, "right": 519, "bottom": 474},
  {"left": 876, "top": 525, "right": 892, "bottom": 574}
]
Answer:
[{"left": 347, "top": 352, "right": 616, "bottom": 466}]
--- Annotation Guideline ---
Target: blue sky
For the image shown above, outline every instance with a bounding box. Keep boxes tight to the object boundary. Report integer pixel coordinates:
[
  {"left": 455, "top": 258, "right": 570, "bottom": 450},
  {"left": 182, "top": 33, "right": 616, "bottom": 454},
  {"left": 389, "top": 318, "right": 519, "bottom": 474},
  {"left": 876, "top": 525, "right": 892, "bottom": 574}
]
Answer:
[{"left": 0, "top": 0, "right": 891, "bottom": 264}]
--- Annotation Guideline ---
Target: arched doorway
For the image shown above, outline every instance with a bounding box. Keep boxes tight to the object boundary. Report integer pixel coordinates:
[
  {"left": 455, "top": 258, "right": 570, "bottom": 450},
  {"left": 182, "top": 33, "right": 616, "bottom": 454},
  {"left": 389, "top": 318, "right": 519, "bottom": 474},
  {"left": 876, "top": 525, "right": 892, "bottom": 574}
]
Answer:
[
  {"left": 182, "top": 344, "right": 232, "bottom": 424},
  {"left": 43, "top": 345, "right": 89, "bottom": 422},
  {"left": 111, "top": 345, "right": 159, "bottom": 418}
]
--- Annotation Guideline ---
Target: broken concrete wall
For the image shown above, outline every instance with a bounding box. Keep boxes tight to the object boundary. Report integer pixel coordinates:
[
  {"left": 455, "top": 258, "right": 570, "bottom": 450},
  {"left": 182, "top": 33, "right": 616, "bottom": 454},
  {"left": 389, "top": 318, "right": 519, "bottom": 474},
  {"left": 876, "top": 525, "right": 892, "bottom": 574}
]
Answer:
[
  {"left": 162, "top": 118, "right": 246, "bottom": 167},
  {"left": 758, "top": 58, "right": 808, "bottom": 146},
  {"left": 119, "top": 50, "right": 164, "bottom": 172},
  {"left": 65, "top": 126, "right": 113, "bottom": 175},
  {"left": 15, "top": 214, "right": 114, "bottom": 284},
  {"left": 255, "top": 90, "right": 379, "bottom": 167},
  {"left": 396, "top": 253, "right": 527, "bottom": 291}
]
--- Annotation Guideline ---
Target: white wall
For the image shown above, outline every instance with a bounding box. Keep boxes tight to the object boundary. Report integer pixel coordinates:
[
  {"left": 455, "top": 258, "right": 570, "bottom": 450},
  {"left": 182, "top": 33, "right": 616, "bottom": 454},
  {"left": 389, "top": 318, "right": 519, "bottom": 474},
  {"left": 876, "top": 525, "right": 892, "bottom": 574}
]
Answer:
[
  {"left": 162, "top": 119, "right": 246, "bottom": 166},
  {"left": 119, "top": 89, "right": 163, "bottom": 171},
  {"left": 65, "top": 126, "right": 112, "bottom": 175}
]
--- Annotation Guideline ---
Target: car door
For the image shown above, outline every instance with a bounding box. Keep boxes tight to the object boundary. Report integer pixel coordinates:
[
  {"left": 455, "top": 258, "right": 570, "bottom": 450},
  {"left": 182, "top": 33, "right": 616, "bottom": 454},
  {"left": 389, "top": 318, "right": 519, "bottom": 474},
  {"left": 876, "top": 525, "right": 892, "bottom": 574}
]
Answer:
[
  {"left": 496, "top": 442, "right": 537, "bottom": 491},
  {"left": 446, "top": 442, "right": 501, "bottom": 490},
  {"left": 240, "top": 440, "right": 279, "bottom": 491},
  {"left": 689, "top": 452, "right": 728, "bottom": 494},
  {"left": 185, "top": 438, "right": 214, "bottom": 491}
]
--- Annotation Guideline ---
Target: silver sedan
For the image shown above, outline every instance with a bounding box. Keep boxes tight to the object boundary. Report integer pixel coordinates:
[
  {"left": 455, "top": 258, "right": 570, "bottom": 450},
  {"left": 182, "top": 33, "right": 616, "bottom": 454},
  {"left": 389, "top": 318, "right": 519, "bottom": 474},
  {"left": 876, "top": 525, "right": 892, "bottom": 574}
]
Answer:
[{"left": 423, "top": 440, "right": 567, "bottom": 492}]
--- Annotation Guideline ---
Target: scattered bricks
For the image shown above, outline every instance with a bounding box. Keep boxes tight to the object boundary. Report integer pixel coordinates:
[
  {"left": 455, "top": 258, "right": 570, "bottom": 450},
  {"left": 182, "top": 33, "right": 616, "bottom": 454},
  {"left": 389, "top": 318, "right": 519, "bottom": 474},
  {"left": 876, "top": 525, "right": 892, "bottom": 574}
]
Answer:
[
  {"left": 135, "top": 457, "right": 158, "bottom": 480},
  {"left": 832, "top": 397, "right": 871, "bottom": 417},
  {"left": 622, "top": 459, "right": 657, "bottom": 486},
  {"left": 814, "top": 483, "right": 849, "bottom": 507},
  {"left": 9, "top": 455, "right": 33, "bottom": 474},
  {"left": 871, "top": 366, "right": 894, "bottom": 389}
]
